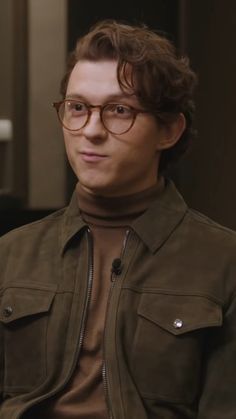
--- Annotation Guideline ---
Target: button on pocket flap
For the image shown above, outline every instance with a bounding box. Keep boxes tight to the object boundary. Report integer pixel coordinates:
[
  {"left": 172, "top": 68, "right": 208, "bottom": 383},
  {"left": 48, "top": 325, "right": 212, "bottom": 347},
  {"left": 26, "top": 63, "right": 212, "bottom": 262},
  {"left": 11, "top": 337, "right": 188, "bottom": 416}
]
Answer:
[
  {"left": 0, "top": 287, "right": 56, "bottom": 324},
  {"left": 138, "top": 293, "right": 222, "bottom": 335}
]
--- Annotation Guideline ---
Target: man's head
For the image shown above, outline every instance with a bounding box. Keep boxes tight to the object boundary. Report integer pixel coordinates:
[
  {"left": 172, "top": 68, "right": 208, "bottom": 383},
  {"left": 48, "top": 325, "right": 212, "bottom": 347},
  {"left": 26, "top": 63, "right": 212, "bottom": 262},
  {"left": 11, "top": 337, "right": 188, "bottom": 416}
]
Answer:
[
  {"left": 56, "top": 20, "right": 197, "bottom": 196},
  {"left": 61, "top": 20, "right": 197, "bottom": 172}
]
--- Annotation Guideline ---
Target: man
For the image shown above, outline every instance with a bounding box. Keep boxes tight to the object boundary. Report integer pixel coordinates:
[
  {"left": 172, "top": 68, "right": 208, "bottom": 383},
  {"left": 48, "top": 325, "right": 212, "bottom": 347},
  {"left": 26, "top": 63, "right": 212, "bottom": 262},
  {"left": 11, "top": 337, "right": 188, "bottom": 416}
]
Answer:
[{"left": 0, "top": 20, "right": 236, "bottom": 419}]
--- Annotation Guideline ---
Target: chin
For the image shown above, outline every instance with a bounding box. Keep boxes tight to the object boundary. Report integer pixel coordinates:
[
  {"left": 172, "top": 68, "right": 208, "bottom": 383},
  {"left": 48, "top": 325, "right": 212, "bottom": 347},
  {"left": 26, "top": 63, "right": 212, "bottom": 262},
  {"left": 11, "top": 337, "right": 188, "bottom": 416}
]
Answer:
[{"left": 78, "top": 179, "right": 110, "bottom": 195}]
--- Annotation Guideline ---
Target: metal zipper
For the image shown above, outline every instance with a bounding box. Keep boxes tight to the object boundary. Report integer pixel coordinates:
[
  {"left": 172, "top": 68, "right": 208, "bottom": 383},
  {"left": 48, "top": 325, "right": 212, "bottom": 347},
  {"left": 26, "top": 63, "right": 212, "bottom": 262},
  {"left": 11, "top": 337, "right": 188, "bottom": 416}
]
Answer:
[
  {"left": 16, "top": 227, "right": 94, "bottom": 418},
  {"left": 77, "top": 227, "right": 94, "bottom": 353},
  {"left": 102, "top": 229, "right": 130, "bottom": 419}
]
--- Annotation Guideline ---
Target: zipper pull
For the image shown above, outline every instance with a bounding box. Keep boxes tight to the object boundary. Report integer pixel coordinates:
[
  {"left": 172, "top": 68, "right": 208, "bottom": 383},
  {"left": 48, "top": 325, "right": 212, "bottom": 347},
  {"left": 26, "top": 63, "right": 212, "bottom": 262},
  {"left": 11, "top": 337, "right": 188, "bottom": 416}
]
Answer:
[{"left": 111, "top": 258, "right": 122, "bottom": 280}]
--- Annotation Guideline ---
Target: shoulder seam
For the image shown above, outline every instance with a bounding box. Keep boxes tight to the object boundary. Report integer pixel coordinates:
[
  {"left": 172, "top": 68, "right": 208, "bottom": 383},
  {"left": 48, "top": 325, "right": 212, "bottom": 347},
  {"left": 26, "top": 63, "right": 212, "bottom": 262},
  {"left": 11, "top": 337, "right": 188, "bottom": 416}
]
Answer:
[
  {"left": 0, "top": 208, "right": 66, "bottom": 239},
  {"left": 186, "top": 208, "right": 236, "bottom": 237}
]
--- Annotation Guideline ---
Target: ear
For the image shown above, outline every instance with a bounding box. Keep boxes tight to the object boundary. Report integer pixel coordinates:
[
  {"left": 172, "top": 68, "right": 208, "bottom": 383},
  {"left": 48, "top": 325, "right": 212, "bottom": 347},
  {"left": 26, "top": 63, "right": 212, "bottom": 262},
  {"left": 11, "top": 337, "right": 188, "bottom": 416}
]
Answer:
[{"left": 156, "top": 113, "right": 186, "bottom": 151}]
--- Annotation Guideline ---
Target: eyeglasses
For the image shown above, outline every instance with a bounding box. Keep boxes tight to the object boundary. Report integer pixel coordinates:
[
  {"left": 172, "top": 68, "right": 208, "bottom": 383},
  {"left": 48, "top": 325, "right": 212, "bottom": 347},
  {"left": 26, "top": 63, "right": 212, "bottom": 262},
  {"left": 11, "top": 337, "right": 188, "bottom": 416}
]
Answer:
[{"left": 53, "top": 99, "right": 150, "bottom": 135}]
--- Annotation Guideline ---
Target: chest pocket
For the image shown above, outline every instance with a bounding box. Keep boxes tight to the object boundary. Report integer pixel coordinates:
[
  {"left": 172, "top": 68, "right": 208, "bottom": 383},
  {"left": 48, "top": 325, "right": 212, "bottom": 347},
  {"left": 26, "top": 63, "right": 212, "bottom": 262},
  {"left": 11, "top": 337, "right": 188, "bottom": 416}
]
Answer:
[
  {"left": 0, "top": 285, "right": 56, "bottom": 394},
  {"left": 131, "top": 293, "right": 222, "bottom": 404}
]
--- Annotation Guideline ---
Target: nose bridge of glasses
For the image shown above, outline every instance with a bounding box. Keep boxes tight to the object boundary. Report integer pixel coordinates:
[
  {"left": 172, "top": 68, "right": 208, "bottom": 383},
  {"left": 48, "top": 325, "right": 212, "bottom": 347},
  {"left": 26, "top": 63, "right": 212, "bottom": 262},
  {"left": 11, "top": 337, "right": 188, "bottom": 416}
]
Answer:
[
  {"left": 88, "top": 103, "right": 103, "bottom": 117},
  {"left": 86, "top": 104, "right": 105, "bottom": 125},
  {"left": 80, "top": 104, "right": 106, "bottom": 134}
]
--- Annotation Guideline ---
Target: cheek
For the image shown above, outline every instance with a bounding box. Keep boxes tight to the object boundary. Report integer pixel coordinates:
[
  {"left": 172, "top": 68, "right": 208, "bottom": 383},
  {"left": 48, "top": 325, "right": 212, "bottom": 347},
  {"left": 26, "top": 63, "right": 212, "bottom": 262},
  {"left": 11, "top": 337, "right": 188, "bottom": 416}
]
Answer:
[
  {"left": 128, "top": 119, "right": 159, "bottom": 147},
  {"left": 63, "top": 134, "right": 75, "bottom": 160},
  {"left": 124, "top": 130, "right": 159, "bottom": 162}
]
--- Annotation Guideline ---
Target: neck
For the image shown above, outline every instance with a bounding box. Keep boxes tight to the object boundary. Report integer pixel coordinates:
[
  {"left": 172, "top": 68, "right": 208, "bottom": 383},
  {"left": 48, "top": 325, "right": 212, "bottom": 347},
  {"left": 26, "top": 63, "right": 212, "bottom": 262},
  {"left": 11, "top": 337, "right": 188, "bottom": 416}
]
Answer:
[{"left": 76, "top": 177, "right": 165, "bottom": 227}]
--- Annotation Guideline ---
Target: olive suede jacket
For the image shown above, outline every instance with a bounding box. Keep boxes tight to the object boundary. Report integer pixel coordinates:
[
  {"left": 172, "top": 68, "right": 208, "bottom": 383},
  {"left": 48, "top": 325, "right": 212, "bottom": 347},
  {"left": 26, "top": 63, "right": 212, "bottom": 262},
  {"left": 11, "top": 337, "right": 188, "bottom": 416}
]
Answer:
[{"left": 0, "top": 180, "right": 236, "bottom": 419}]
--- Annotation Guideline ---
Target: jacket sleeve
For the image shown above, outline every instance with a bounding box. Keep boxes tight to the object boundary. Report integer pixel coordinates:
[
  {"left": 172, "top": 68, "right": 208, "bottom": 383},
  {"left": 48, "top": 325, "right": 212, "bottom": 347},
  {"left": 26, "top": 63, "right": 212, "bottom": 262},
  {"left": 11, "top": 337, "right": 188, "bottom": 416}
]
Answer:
[{"left": 198, "top": 292, "right": 236, "bottom": 418}]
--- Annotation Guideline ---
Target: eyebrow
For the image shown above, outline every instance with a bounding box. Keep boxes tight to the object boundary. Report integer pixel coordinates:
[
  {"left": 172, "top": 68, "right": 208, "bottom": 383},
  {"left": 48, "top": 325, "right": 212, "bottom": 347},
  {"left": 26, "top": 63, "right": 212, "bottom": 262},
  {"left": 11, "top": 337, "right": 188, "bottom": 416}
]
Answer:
[{"left": 65, "top": 92, "right": 137, "bottom": 102}]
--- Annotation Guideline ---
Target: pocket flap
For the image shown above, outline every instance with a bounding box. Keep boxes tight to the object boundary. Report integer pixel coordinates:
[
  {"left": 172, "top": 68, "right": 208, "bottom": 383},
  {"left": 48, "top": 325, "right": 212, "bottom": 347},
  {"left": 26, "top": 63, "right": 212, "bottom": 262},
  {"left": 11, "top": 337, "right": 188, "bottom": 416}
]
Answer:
[
  {"left": 138, "top": 293, "right": 222, "bottom": 335},
  {"left": 0, "top": 286, "right": 56, "bottom": 324}
]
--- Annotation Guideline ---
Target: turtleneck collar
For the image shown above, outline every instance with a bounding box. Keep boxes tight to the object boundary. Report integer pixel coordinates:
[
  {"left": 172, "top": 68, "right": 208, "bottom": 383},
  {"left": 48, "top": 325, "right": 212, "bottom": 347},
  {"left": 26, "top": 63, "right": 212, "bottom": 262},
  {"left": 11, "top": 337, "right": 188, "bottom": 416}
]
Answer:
[{"left": 76, "top": 178, "right": 165, "bottom": 227}]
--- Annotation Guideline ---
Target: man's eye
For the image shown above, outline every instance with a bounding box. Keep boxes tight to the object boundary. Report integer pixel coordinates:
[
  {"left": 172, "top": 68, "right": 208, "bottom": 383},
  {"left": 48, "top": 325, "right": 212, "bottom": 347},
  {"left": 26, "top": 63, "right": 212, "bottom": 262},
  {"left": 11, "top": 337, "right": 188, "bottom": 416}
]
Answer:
[
  {"left": 75, "top": 102, "right": 86, "bottom": 112},
  {"left": 67, "top": 102, "right": 86, "bottom": 113},
  {"left": 106, "top": 104, "right": 132, "bottom": 116}
]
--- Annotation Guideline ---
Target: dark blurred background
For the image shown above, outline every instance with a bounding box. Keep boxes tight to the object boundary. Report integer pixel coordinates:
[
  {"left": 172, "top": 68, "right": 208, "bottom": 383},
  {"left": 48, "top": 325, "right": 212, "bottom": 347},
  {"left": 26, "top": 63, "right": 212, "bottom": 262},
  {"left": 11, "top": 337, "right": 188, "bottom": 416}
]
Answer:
[{"left": 1, "top": 0, "right": 236, "bottom": 235}]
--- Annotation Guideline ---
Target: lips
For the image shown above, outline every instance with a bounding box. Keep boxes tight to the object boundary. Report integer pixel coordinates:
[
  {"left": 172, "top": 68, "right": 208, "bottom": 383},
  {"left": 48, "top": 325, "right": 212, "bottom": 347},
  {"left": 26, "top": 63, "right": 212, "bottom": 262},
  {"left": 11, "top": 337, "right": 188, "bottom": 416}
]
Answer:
[{"left": 80, "top": 151, "right": 108, "bottom": 162}]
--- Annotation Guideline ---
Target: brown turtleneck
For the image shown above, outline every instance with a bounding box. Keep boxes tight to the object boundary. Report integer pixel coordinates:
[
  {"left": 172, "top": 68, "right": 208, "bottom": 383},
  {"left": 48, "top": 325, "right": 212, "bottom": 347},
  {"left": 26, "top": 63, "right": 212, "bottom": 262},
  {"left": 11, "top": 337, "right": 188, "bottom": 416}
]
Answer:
[{"left": 32, "top": 180, "right": 164, "bottom": 419}]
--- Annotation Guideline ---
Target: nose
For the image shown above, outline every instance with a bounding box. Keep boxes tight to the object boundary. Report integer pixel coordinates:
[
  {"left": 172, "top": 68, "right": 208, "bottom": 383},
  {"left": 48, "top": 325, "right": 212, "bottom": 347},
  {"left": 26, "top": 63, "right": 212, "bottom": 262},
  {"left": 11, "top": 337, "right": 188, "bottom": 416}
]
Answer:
[{"left": 81, "top": 109, "right": 107, "bottom": 140}]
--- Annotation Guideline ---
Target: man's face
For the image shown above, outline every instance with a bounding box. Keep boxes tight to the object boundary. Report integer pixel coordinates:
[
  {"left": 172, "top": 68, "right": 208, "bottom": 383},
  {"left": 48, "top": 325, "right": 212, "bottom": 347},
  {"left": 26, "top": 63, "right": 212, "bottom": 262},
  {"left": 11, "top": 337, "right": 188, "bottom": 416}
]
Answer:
[{"left": 64, "top": 60, "right": 168, "bottom": 197}]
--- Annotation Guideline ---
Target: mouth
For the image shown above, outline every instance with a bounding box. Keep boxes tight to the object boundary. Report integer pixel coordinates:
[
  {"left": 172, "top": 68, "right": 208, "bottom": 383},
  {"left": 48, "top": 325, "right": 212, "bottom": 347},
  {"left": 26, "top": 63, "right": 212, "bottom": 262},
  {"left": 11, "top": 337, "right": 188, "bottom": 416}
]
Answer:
[{"left": 80, "top": 151, "right": 108, "bottom": 162}]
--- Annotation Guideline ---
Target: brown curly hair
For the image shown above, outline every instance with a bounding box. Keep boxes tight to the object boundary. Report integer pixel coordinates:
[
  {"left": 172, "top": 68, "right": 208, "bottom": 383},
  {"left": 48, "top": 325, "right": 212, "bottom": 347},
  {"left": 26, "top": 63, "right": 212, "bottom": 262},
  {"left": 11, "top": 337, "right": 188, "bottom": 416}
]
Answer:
[{"left": 60, "top": 20, "right": 197, "bottom": 173}]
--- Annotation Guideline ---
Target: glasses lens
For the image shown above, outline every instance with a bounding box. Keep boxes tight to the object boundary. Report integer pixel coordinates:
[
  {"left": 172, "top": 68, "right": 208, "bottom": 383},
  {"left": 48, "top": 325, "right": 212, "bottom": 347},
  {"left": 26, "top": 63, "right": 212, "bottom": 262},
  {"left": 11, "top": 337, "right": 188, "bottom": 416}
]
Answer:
[
  {"left": 59, "top": 100, "right": 88, "bottom": 131},
  {"left": 102, "top": 104, "right": 134, "bottom": 134}
]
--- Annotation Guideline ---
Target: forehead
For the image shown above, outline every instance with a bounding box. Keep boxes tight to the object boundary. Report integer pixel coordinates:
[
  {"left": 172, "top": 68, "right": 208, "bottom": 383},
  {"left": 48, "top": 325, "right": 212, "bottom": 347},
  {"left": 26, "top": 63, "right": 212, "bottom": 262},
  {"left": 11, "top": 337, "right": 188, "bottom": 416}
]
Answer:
[{"left": 66, "top": 60, "right": 135, "bottom": 101}]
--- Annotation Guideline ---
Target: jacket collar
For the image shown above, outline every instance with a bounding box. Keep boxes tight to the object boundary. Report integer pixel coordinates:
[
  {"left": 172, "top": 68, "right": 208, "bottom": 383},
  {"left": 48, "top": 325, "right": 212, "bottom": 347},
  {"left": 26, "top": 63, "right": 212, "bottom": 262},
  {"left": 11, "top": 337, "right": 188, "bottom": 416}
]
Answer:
[
  {"left": 60, "top": 189, "right": 87, "bottom": 254},
  {"left": 60, "top": 179, "right": 188, "bottom": 255},
  {"left": 131, "top": 179, "right": 187, "bottom": 253}
]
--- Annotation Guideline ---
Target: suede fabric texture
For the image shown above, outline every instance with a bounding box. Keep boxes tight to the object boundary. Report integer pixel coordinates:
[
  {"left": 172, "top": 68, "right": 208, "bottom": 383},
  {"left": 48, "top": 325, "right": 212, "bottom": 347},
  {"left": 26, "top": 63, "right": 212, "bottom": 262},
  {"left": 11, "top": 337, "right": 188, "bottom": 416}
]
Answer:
[{"left": 0, "top": 180, "right": 236, "bottom": 418}]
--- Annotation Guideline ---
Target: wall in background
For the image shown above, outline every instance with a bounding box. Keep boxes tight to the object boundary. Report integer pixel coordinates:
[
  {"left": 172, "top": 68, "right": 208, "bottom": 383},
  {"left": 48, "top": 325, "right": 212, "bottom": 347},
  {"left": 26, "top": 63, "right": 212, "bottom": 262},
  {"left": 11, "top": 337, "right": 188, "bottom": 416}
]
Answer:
[
  {"left": 0, "top": 0, "right": 17, "bottom": 200},
  {"left": 177, "top": 0, "right": 236, "bottom": 230},
  {"left": 28, "top": 0, "right": 67, "bottom": 208},
  {"left": 0, "top": 0, "right": 68, "bottom": 210}
]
